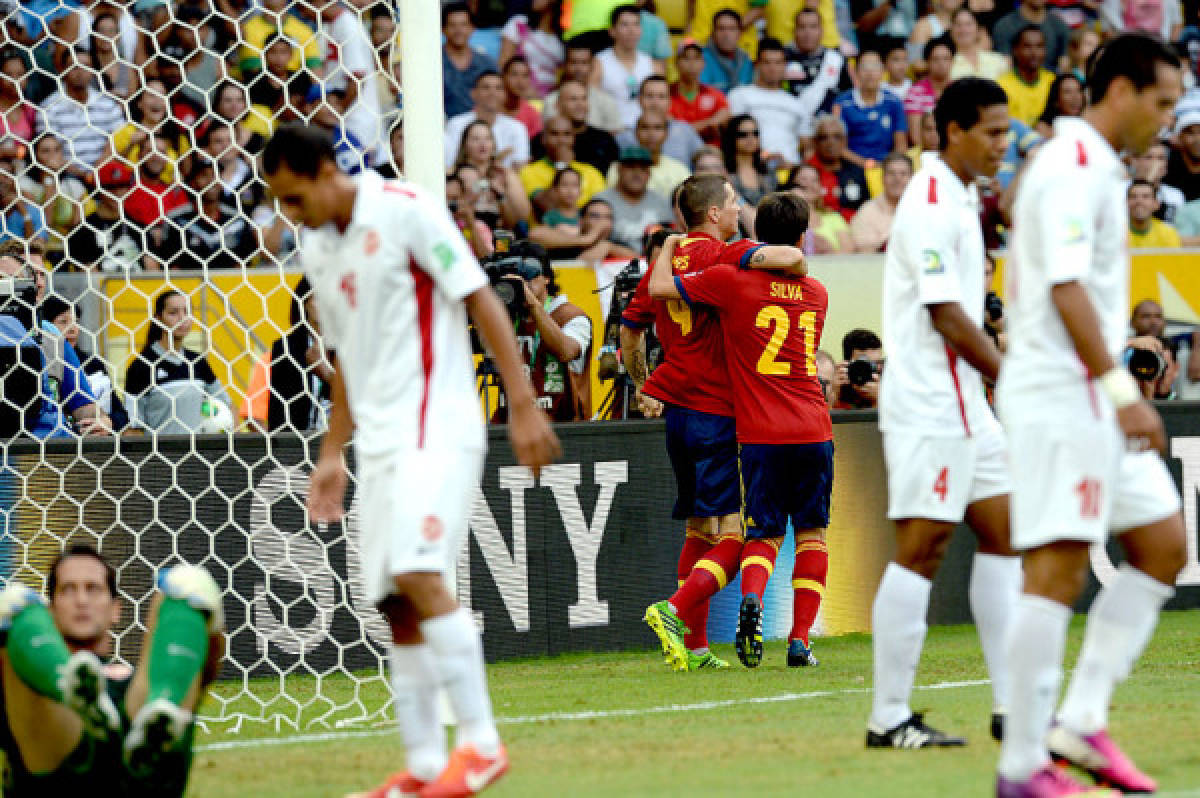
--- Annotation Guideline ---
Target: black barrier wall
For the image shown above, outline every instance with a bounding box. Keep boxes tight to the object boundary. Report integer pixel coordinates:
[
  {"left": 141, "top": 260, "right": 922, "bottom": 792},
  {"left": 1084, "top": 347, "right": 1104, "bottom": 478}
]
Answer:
[{"left": 1, "top": 405, "right": 1197, "bottom": 676}]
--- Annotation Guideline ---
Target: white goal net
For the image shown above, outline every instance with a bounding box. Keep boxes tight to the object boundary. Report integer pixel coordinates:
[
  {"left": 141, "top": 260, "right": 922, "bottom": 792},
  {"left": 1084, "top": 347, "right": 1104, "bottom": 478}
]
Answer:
[{"left": 0, "top": 0, "right": 404, "bottom": 735}]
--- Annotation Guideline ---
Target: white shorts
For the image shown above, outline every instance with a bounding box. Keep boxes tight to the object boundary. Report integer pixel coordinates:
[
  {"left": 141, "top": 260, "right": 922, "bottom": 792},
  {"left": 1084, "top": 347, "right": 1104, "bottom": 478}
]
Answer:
[
  {"left": 884, "top": 416, "right": 1010, "bottom": 522},
  {"left": 357, "top": 446, "right": 484, "bottom": 606},
  {"left": 1007, "top": 421, "right": 1181, "bottom": 550}
]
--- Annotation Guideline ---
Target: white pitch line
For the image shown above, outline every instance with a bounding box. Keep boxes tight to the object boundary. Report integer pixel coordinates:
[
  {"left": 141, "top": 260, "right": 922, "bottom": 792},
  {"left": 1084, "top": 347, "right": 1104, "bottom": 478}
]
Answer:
[{"left": 195, "top": 678, "right": 990, "bottom": 753}]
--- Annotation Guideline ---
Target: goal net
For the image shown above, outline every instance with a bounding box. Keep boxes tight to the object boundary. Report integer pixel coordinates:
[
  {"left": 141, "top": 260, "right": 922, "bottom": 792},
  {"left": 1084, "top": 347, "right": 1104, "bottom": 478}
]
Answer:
[{"left": 0, "top": 0, "right": 403, "bottom": 735}]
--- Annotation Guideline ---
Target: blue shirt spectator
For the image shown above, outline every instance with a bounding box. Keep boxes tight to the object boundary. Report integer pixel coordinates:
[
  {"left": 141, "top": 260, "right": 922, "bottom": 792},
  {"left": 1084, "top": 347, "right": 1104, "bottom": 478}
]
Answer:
[
  {"left": 833, "top": 89, "right": 908, "bottom": 162},
  {"left": 996, "top": 119, "right": 1042, "bottom": 191},
  {"left": 0, "top": 315, "right": 97, "bottom": 439},
  {"left": 700, "top": 16, "right": 755, "bottom": 94},
  {"left": 443, "top": 3, "right": 498, "bottom": 118},
  {"left": 0, "top": 202, "right": 48, "bottom": 246}
]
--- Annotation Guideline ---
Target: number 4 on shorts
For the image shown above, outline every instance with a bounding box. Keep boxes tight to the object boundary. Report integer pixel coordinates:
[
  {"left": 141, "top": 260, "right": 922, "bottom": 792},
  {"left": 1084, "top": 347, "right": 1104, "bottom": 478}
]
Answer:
[
  {"left": 933, "top": 467, "right": 948, "bottom": 502},
  {"left": 1076, "top": 477, "right": 1102, "bottom": 519}
]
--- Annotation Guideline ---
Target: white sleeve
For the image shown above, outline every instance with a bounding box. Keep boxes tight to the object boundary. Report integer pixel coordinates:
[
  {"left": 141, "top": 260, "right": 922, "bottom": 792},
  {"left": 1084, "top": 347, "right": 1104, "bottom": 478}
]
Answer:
[
  {"left": 728, "top": 88, "right": 747, "bottom": 115},
  {"left": 906, "top": 192, "right": 964, "bottom": 306},
  {"left": 561, "top": 313, "right": 592, "bottom": 374},
  {"left": 1033, "top": 168, "right": 1094, "bottom": 285},
  {"left": 403, "top": 187, "right": 489, "bottom": 302}
]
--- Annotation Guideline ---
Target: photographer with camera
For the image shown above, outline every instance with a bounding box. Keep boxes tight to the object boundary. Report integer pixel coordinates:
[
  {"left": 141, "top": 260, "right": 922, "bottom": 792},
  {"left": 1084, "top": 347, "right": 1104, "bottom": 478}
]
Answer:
[
  {"left": 487, "top": 241, "right": 593, "bottom": 422},
  {"left": 833, "top": 328, "right": 884, "bottom": 410},
  {"left": 0, "top": 240, "right": 111, "bottom": 438},
  {"left": 1125, "top": 299, "right": 1179, "bottom": 400}
]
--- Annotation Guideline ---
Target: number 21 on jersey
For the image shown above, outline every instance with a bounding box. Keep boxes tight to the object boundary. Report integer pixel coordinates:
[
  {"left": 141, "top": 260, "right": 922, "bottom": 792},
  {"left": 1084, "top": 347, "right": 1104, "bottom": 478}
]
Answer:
[{"left": 755, "top": 305, "right": 816, "bottom": 376}]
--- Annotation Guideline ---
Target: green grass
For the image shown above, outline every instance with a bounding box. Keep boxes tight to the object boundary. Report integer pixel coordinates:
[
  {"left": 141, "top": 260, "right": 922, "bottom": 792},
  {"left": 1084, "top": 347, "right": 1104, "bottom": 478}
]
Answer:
[{"left": 188, "top": 611, "right": 1200, "bottom": 797}]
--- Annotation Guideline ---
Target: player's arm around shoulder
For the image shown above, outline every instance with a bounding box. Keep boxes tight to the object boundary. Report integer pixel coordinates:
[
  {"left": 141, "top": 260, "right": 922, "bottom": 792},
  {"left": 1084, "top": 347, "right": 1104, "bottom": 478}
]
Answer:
[{"left": 648, "top": 233, "right": 685, "bottom": 300}]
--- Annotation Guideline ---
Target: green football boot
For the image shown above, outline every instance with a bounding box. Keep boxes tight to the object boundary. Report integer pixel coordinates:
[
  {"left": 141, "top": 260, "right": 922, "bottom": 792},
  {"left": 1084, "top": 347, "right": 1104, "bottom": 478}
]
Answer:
[{"left": 643, "top": 601, "right": 690, "bottom": 671}]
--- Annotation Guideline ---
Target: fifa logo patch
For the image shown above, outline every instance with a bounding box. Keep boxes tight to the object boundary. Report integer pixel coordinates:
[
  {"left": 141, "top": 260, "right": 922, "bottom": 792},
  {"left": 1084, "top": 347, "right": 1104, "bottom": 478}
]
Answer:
[
  {"left": 422, "top": 516, "right": 445, "bottom": 542},
  {"left": 921, "top": 249, "right": 944, "bottom": 275}
]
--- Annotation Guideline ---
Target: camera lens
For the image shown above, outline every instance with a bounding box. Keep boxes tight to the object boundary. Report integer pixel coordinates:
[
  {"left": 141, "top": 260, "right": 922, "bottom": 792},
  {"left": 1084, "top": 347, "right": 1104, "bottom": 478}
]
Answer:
[
  {"left": 1126, "top": 348, "right": 1165, "bottom": 382},
  {"left": 847, "top": 359, "right": 875, "bottom": 387}
]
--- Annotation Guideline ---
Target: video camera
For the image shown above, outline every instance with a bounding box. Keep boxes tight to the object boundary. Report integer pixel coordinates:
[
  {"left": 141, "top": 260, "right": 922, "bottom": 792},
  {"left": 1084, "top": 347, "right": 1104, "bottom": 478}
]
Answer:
[{"left": 479, "top": 231, "right": 545, "bottom": 322}]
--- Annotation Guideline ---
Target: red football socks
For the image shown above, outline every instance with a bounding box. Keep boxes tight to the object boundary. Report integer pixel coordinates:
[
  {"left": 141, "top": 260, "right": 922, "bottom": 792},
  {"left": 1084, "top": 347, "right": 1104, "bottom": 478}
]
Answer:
[
  {"left": 790, "top": 539, "right": 828, "bottom": 645},
  {"left": 675, "top": 535, "right": 714, "bottom": 649},
  {"left": 740, "top": 539, "right": 779, "bottom": 600}
]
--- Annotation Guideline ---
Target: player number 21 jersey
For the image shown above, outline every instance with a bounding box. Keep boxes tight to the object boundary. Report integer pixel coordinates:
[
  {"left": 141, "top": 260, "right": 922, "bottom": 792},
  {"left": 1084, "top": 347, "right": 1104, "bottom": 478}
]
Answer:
[{"left": 300, "top": 171, "right": 488, "bottom": 455}]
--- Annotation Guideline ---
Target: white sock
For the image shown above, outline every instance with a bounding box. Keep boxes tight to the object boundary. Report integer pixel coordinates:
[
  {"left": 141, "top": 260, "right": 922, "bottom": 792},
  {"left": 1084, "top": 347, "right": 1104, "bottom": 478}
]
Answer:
[
  {"left": 388, "top": 644, "right": 446, "bottom": 782},
  {"left": 419, "top": 608, "right": 501, "bottom": 757},
  {"left": 1058, "top": 563, "right": 1173, "bottom": 735},
  {"left": 869, "top": 563, "right": 932, "bottom": 731},
  {"left": 998, "top": 595, "right": 1070, "bottom": 782},
  {"left": 969, "top": 553, "right": 1022, "bottom": 713}
]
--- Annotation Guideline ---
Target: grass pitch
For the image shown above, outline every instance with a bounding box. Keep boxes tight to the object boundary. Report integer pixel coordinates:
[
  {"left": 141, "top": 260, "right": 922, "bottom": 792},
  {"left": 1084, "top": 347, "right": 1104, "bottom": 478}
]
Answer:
[{"left": 189, "top": 611, "right": 1200, "bottom": 797}]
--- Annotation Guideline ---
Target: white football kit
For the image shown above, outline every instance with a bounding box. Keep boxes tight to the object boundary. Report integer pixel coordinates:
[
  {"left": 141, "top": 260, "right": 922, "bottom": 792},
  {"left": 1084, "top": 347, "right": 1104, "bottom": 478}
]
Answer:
[
  {"left": 880, "top": 154, "right": 1009, "bottom": 522},
  {"left": 302, "top": 171, "right": 488, "bottom": 603},
  {"left": 999, "top": 117, "right": 1180, "bottom": 549}
]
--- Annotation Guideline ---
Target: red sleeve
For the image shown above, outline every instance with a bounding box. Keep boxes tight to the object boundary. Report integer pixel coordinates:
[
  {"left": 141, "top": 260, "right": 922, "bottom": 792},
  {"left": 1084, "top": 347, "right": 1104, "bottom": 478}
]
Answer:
[
  {"left": 677, "top": 263, "right": 736, "bottom": 308},
  {"left": 709, "top": 87, "right": 729, "bottom": 112},
  {"left": 716, "top": 238, "right": 763, "bottom": 267},
  {"left": 620, "top": 269, "right": 656, "bottom": 329}
]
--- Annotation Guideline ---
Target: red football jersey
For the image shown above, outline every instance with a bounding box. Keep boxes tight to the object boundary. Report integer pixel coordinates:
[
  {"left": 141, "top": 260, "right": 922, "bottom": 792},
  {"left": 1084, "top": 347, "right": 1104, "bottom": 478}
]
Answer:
[
  {"left": 675, "top": 265, "right": 832, "bottom": 444},
  {"left": 622, "top": 233, "right": 761, "bottom": 417}
]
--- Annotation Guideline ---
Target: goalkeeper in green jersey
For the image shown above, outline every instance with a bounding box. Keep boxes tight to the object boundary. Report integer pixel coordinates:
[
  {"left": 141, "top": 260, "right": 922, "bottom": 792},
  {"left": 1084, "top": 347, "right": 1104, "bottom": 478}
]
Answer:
[{"left": 0, "top": 544, "right": 225, "bottom": 796}]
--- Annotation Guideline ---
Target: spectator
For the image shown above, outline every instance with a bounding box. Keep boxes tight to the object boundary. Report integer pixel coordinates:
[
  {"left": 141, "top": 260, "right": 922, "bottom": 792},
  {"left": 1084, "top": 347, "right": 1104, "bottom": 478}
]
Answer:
[
  {"left": 213, "top": 80, "right": 267, "bottom": 154},
  {"left": 246, "top": 32, "right": 296, "bottom": 115},
  {"left": 444, "top": 71, "right": 530, "bottom": 170},
  {"left": 905, "top": 38, "right": 955, "bottom": 136},
  {"left": 87, "top": 16, "right": 133, "bottom": 102},
  {"left": 617, "top": 76, "right": 704, "bottom": 166},
  {"left": 521, "top": 115, "right": 608, "bottom": 216},
  {"left": 171, "top": 4, "right": 224, "bottom": 114},
  {"left": 0, "top": 154, "right": 47, "bottom": 246},
  {"left": 0, "top": 241, "right": 111, "bottom": 438},
  {"left": 786, "top": 8, "right": 854, "bottom": 116},
  {"left": 992, "top": 0, "right": 1069, "bottom": 70},
  {"left": 1065, "top": 26, "right": 1100, "bottom": 83},
  {"left": 39, "top": 296, "right": 129, "bottom": 432},
  {"left": 700, "top": 9, "right": 756, "bottom": 94},
  {"left": 1166, "top": 110, "right": 1200, "bottom": 201},
  {"left": 808, "top": 114, "right": 870, "bottom": 220},
  {"left": 853, "top": 0, "right": 918, "bottom": 56},
  {"left": 124, "top": 288, "right": 231, "bottom": 434},
  {"left": 815, "top": 348, "right": 837, "bottom": 407},
  {"left": 786, "top": 163, "right": 855, "bottom": 253},
  {"left": 200, "top": 121, "right": 259, "bottom": 212},
  {"left": 594, "top": 147, "right": 674, "bottom": 251},
  {"left": 610, "top": 110, "right": 691, "bottom": 196},
  {"left": 64, "top": 159, "right": 154, "bottom": 272},
  {"left": 542, "top": 44, "right": 624, "bottom": 134},
  {"left": 1174, "top": 195, "right": 1200, "bottom": 245},
  {"left": 833, "top": 50, "right": 908, "bottom": 167},
  {"left": 121, "top": 131, "right": 189, "bottom": 229},
  {"left": 635, "top": 0, "right": 673, "bottom": 66},
  {"left": 368, "top": 5, "right": 399, "bottom": 74},
  {"left": 908, "top": 0, "right": 955, "bottom": 65},
  {"left": 499, "top": 0, "right": 565, "bottom": 99},
  {"left": 948, "top": 9, "right": 1008, "bottom": 80},
  {"left": 101, "top": 78, "right": 188, "bottom": 186},
  {"left": 375, "top": 113, "right": 404, "bottom": 180},
  {"left": 883, "top": 45, "right": 912, "bottom": 99},
  {"left": 531, "top": 177, "right": 624, "bottom": 257},
  {"left": 997, "top": 26, "right": 1056, "bottom": 127},
  {"left": 1128, "top": 300, "right": 1179, "bottom": 400},
  {"left": 1034, "top": 71, "right": 1085, "bottom": 138},
  {"left": 537, "top": 79, "right": 621, "bottom": 173},
  {"left": 154, "top": 157, "right": 257, "bottom": 270},
  {"left": 452, "top": 120, "right": 533, "bottom": 230},
  {"left": 729, "top": 38, "right": 818, "bottom": 168},
  {"left": 1131, "top": 139, "right": 1185, "bottom": 224},
  {"left": 670, "top": 39, "right": 730, "bottom": 147},
  {"left": 317, "top": 1, "right": 383, "bottom": 164},
  {"left": 721, "top": 113, "right": 779, "bottom": 207},
  {"left": 237, "top": 0, "right": 323, "bottom": 78},
  {"left": 501, "top": 56, "right": 544, "bottom": 139},
  {"left": 492, "top": 241, "right": 594, "bottom": 421},
  {"left": 302, "top": 85, "right": 368, "bottom": 176},
  {"left": 240, "top": 276, "right": 332, "bottom": 434},
  {"left": 1127, "top": 178, "right": 1182, "bottom": 248},
  {"left": 850, "top": 152, "right": 913, "bottom": 252},
  {"left": 0, "top": 48, "right": 37, "bottom": 143},
  {"left": 995, "top": 117, "right": 1043, "bottom": 191},
  {"left": 448, "top": 166, "right": 496, "bottom": 258},
  {"left": 37, "top": 46, "right": 124, "bottom": 173},
  {"left": 442, "top": 2, "right": 498, "bottom": 119},
  {"left": 909, "top": 111, "right": 941, "bottom": 164},
  {"left": 21, "top": 134, "right": 85, "bottom": 263},
  {"left": 595, "top": 4, "right": 661, "bottom": 131},
  {"left": 151, "top": 45, "right": 204, "bottom": 126},
  {"left": 833, "top": 327, "right": 883, "bottom": 409}
]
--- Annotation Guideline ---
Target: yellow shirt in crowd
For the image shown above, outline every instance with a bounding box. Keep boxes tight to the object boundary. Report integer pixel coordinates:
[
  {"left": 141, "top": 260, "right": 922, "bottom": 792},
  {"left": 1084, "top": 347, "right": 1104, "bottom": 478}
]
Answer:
[
  {"left": 997, "top": 69, "right": 1055, "bottom": 127},
  {"left": 520, "top": 159, "right": 608, "bottom": 207},
  {"left": 239, "top": 13, "right": 324, "bottom": 75},
  {"left": 1128, "top": 219, "right": 1182, "bottom": 249}
]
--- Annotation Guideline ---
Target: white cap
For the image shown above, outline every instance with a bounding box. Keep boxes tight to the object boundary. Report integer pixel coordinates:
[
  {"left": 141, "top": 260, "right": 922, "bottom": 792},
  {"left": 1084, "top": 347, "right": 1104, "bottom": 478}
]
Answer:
[{"left": 1174, "top": 109, "right": 1200, "bottom": 136}]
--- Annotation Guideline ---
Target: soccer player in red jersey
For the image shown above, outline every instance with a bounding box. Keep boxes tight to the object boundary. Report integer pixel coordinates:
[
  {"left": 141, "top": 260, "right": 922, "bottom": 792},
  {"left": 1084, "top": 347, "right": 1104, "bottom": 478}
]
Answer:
[
  {"left": 650, "top": 191, "right": 833, "bottom": 669},
  {"left": 624, "top": 174, "right": 806, "bottom": 671}
]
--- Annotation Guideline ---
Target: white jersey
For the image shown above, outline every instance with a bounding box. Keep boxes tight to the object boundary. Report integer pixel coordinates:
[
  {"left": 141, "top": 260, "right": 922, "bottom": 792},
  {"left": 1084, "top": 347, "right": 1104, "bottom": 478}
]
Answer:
[
  {"left": 880, "top": 154, "right": 990, "bottom": 437},
  {"left": 301, "top": 171, "right": 488, "bottom": 456},
  {"left": 998, "top": 117, "right": 1129, "bottom": 422}
]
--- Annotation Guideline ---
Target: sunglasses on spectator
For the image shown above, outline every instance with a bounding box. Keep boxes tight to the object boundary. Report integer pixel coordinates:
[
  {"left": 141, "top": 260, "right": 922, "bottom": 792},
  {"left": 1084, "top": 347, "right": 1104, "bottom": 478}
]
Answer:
[
  {"left": 737, "top": 129, "right": 759, "bottom": 138},
  {"left": 815, "top": 133, "right": 845, "bottom": 140}
]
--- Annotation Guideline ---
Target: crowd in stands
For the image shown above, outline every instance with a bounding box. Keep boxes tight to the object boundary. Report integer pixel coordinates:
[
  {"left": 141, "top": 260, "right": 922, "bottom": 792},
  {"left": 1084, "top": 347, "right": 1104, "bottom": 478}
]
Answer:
[{"left": 0, "top": 0, "right": 1198, "bottom": 435}]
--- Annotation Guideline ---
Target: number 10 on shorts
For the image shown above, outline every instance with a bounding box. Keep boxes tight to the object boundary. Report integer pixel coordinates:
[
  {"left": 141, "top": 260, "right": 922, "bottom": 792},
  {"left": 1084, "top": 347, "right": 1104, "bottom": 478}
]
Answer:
[{"left": 1076, "top": 477, "right": 1102, "bottom": 520}]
